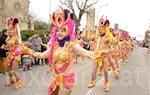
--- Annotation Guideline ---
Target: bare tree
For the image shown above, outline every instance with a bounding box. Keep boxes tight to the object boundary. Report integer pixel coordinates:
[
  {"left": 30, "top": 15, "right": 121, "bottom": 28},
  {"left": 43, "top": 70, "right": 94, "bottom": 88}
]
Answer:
[
  {"left": 14, "top": 1, "right": 35, "bottom": 29},
  {"left": 18, "top": 11, "right": 36, "bottom": 30},
  {"left": 60, "top": 0, "right": 98, "bottom": 32},
  {"left": 34, "top": 20, "right": 48, "bottom": 30}
]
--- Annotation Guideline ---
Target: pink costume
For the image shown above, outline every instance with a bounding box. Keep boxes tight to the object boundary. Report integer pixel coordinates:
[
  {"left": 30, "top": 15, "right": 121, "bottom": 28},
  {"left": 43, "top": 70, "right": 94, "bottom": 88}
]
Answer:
[
  {"left": 48, "top": 8, "right": 76, "bottom": 94},
  {"left": 47, "top": 8, "right": 94, "bottom": 94},
  {"left": 5, "top": 18, "right": 22, "bottom": 68},
  {"left": 5, "top": 18, "right": 32, "bottom": 68}
]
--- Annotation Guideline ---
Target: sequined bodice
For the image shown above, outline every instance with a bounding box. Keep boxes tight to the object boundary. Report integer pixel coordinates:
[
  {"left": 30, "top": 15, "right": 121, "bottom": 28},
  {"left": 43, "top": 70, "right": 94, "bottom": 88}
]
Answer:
[
  {"left": 53, "top": 42, "right": 76, "bottom": 64},
  {"left": 99, "top": 36, "right": 110, "bottom": 50}
]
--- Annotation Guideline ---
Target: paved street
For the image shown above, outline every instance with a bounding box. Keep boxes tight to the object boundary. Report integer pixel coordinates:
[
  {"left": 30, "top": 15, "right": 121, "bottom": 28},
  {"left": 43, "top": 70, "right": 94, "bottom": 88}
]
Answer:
[{"left": 0, "top": 47, "right": 150, "bottom": 95}]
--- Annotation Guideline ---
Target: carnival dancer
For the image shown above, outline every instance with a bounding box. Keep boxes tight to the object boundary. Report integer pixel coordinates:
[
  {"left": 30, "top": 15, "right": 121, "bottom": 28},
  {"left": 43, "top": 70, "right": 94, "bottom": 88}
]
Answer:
[
  {"left": 76, "top": 29, "right": 86, "bottom": 64},
  {"left": 103, "top": 21, "right": 119, "bottom": 78},
  {"left": 3, "top": 17, "right": 23, "bottom": 89},
  {"left": 120, "top": 32, "right": 130, "bottom": 64},
  {"left": 3, "top": 17, "right": 32, "bottom": 89},
  {"left": 111, "top": 31, "right": 122, "bottom": 73},
  {"left": 89, "top": 35, "right": 96, "bottom": 51},
  {"left": 88, "top": 16, "right": 117, "bottom": 92},
  {"left": 32, "top": 8, "right": 96, "bottom": 95}
]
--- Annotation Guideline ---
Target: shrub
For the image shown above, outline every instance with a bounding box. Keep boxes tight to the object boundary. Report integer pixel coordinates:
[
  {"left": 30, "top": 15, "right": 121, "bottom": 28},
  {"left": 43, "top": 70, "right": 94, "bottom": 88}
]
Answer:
[{"left": 21, "top": 30, "right": 50, "bottom": 41}]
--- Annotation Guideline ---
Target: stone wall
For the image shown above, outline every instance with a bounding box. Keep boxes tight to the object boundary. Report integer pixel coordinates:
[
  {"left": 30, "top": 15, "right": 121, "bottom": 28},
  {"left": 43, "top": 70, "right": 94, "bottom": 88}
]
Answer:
[
  {"left": 85, "top": 8, "right": 95, "bottom": 34},
  {"left": 0, "top": 0, "right": 34, "bottom": 31}
]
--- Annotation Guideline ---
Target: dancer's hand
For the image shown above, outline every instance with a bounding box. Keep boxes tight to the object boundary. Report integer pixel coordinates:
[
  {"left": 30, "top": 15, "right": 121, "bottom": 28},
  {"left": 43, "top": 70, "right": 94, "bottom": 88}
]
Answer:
[
  {"left": 32, "top": 52, "right": 39, "bottom": 57},
  {"left": 94, "top": 50, "right": 109, "bottom": 60},
  {"left": 23, "top": 42, "right": 31, "bottom": 46},
  {"left": 22, "top": 46, "right": 32, "bottom": 55},
  {"left": 93, "top": 51, "right": 102, "bottom": 63}
]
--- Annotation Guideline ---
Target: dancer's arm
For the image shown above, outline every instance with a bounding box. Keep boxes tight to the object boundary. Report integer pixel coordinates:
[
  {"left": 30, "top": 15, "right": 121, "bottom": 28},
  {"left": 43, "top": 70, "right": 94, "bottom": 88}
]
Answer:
[
  {"left": 95, "top": 36, "right": 100, "bottom": 51},
  {"left": 32, "top": 49, "right": 50, "bottom": 59},
  {"left": 72, "top": 43, "right": 111, "bottom": 59},
  {"left": 72, "top": 44, "right": 94, "bottom": 59}
]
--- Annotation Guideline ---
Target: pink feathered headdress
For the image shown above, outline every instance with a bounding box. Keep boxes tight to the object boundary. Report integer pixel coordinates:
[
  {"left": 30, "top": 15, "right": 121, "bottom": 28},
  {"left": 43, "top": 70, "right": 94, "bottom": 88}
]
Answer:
[{"left": 7, "top": 17, "right": 22, "bottom": 44}]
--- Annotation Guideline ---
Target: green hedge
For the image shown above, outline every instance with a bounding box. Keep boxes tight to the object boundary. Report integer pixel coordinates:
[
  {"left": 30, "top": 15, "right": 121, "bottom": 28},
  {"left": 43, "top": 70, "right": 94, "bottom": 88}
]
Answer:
[{"left": 21, "top": 30, "right": 50, "bottom": 41}]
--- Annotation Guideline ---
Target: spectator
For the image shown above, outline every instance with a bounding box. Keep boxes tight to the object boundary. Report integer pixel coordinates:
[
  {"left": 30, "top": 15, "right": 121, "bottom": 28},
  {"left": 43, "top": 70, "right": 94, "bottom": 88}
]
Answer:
[
  {"left": 34, "top": 33, "right": 42, "bottom": 65},
  {"left": 0, "top": 29, "right": 9, "bottom": 74},
  {"left": 28, "top": 34, "right": 36, "bottom": 67},
  {"left": 22, "top": 55, "right": 31, "bottom": 71},
  {"left": 28, "top": 33, "right": 36, "bottom": 50},
  {"left": 41, "top": 36, "right": 48, "bottom": 65}
]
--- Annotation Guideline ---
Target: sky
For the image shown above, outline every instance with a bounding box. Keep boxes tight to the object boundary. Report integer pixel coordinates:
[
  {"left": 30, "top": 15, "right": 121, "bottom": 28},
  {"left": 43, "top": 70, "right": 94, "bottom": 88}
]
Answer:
[{"left": 29, "top": 0, "right": 150, "bottom": 40}]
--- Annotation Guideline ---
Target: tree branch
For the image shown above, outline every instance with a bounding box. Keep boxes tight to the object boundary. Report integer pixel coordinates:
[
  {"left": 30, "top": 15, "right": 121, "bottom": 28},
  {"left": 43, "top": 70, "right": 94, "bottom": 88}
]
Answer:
[
  {"left": 60, "top": 0, "right": 72, "bottom": 9},
  {"left": 59, "top": 0, "right": 77, "bottom": 21},
  {"left": 59, "top": 0, "right": 99, "bottom": 31},
  {"left": 81, "top": 1, "right": 84, "bottom": 9},
  {"left": 76, "top": 0, "right": 82, "bottom": 11},
  {"left": 84, "top": 0, "right": 99, "bottom": 10},
  {"left": 82, "top": 0, "right": 88, "bottom": 10},
  {"left": 68, "top": 0, "right": 74, "bottom": 10}
]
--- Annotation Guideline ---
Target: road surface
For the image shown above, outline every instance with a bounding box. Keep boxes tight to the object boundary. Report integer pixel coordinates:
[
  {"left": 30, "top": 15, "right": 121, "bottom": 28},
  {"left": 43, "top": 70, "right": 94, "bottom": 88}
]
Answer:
[{"left": 0, "top": 47, "right": 149, "bottom": 95}]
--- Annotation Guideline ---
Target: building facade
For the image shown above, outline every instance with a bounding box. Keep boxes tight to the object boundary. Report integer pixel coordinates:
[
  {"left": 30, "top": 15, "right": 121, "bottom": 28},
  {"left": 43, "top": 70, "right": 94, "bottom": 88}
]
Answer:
[
  {"left": 0, "top": 0, "right": 34, "bottom": 31},
  {"left": 85, "top": 8, "right": 95, "bottom": 34}
]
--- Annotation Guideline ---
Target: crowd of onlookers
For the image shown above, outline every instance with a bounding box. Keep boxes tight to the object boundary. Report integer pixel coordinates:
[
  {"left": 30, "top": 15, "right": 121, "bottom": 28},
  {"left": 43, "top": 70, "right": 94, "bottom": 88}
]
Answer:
[{"left": 21, "top": 32, "right": 50, "bottom": 71}]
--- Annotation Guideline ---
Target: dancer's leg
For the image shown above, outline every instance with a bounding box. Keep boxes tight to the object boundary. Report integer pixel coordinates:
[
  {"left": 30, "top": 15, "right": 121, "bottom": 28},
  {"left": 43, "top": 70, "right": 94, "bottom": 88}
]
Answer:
[
  {"left": 103, "top": 60, "right": 110, "bottom": 92},
  {"left": 88, "top": 62, "right": 98, "bottom": 88},
  {"left": 11, "top": 60, "right": 22, "bottom": 89},
  {"left": 58, "top": 88, "right": 72, "bottom": 95}
]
